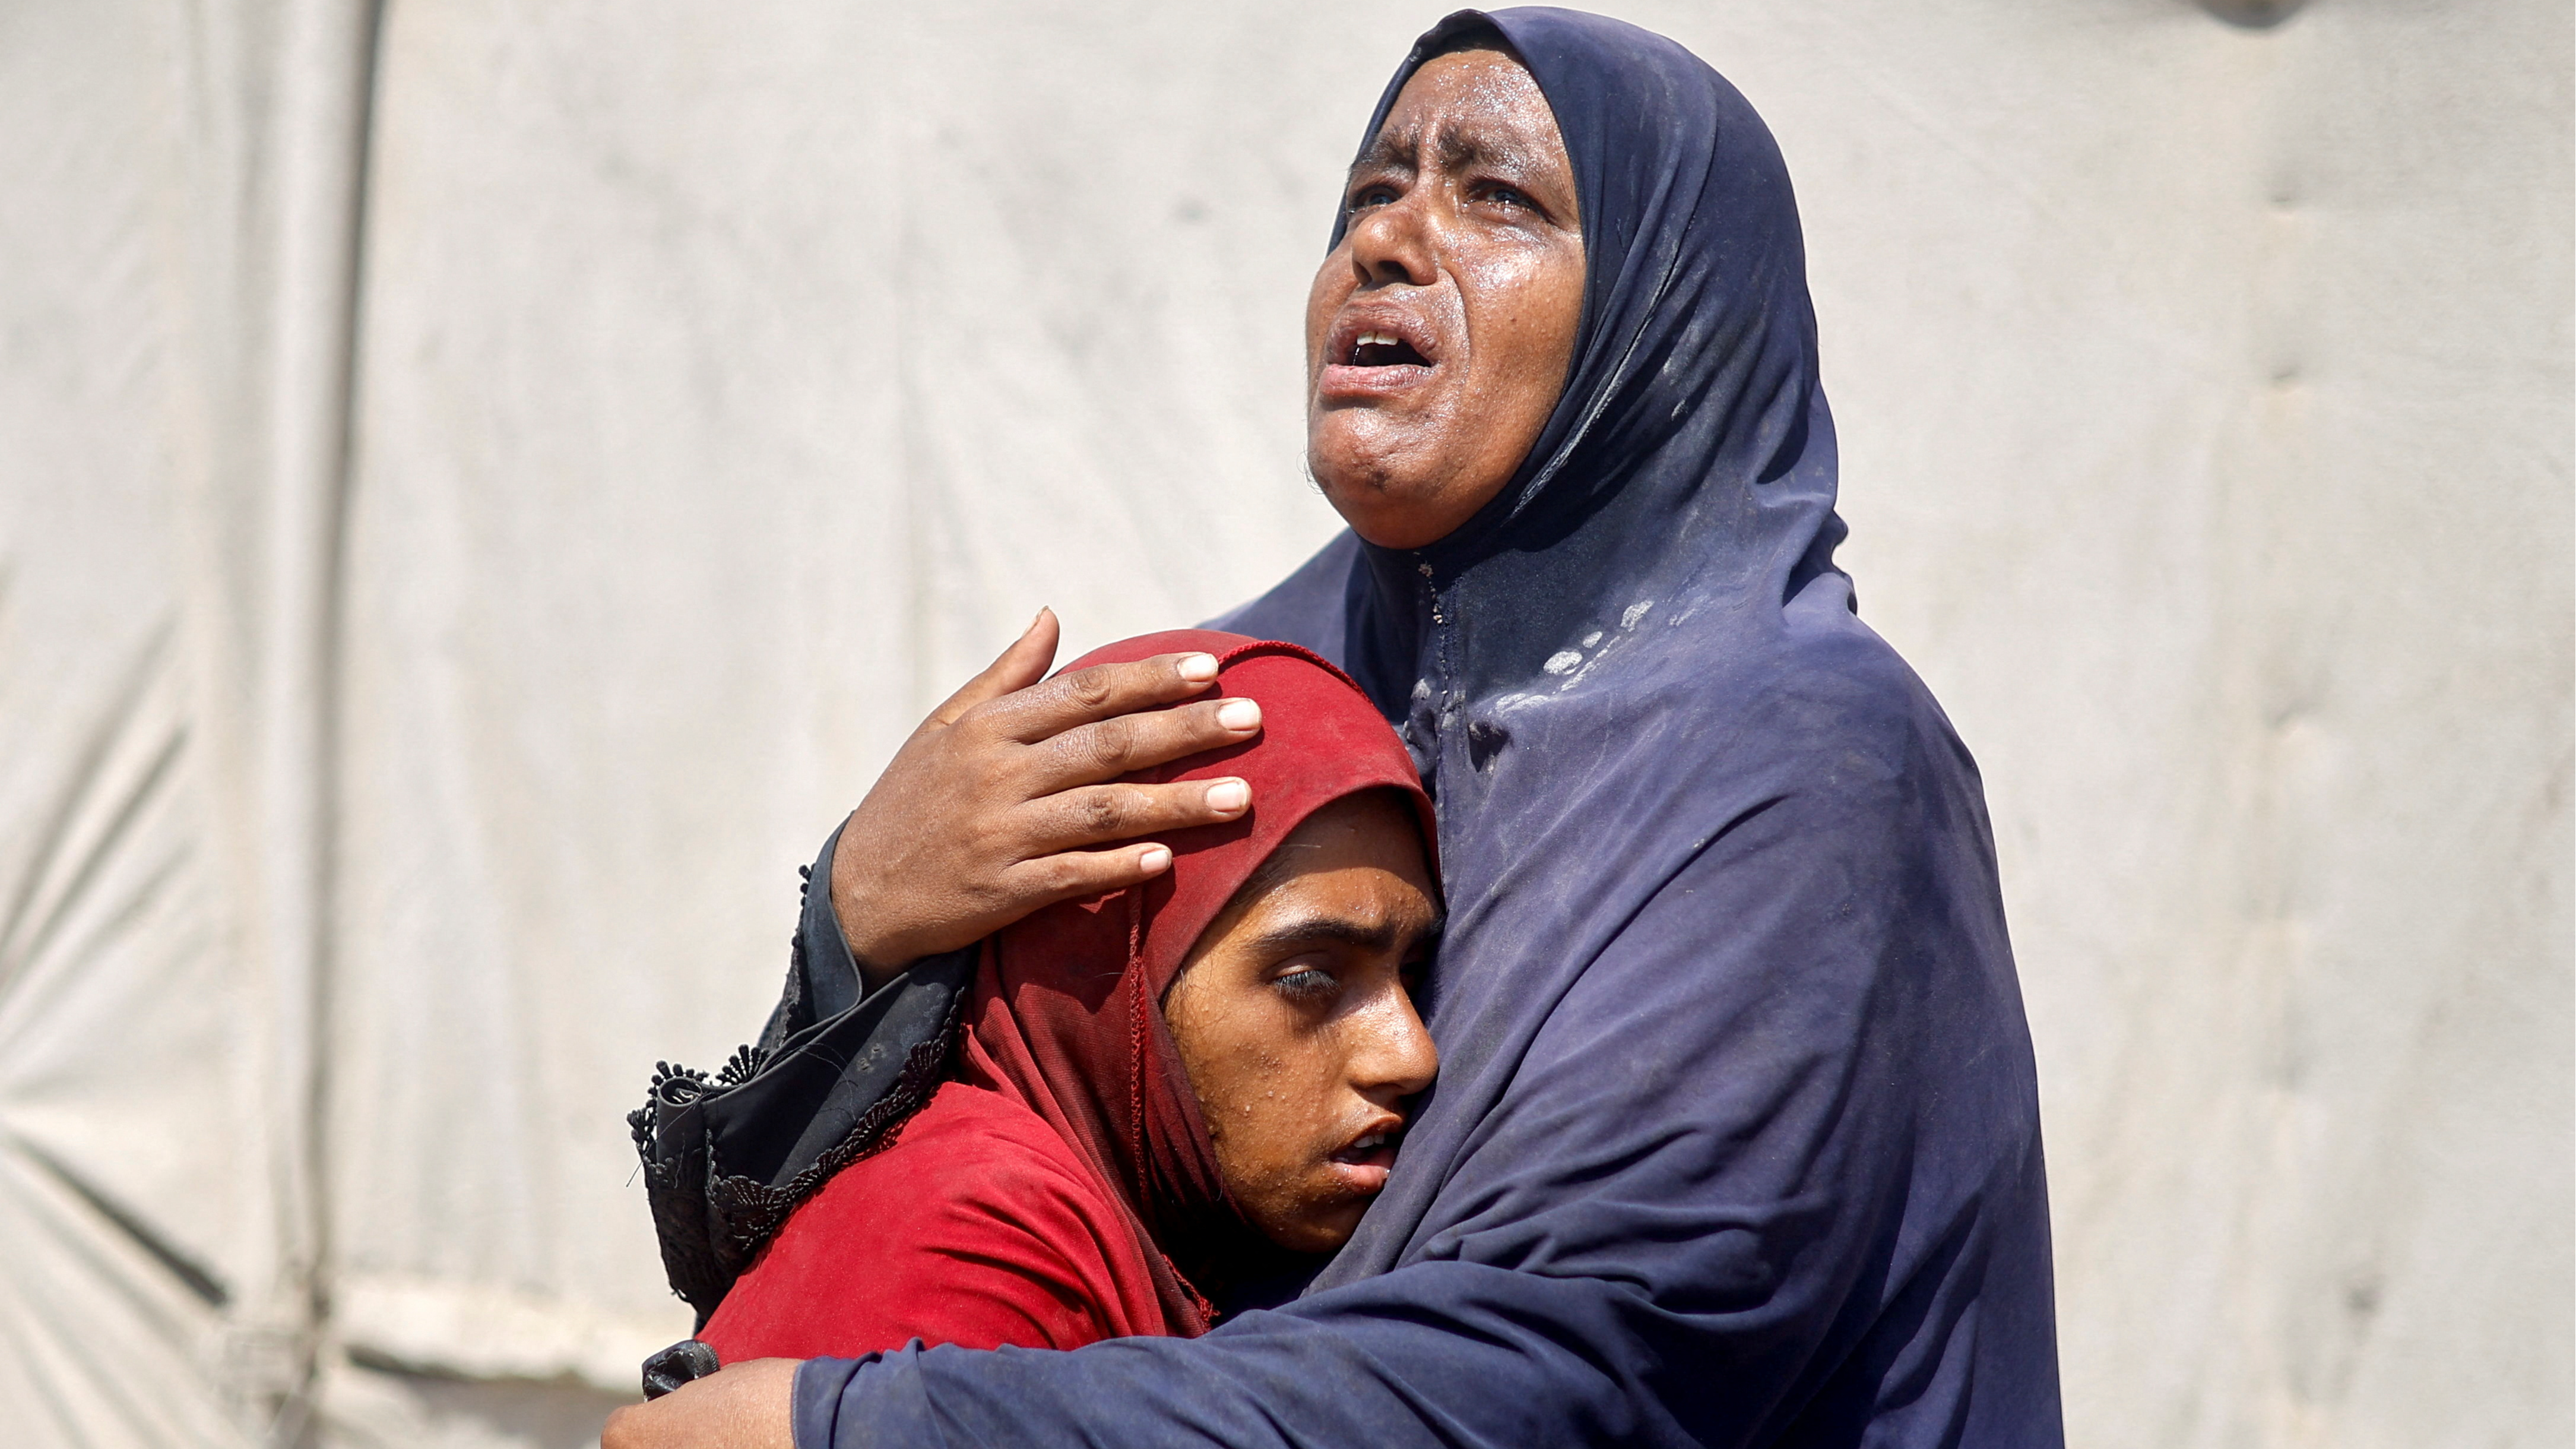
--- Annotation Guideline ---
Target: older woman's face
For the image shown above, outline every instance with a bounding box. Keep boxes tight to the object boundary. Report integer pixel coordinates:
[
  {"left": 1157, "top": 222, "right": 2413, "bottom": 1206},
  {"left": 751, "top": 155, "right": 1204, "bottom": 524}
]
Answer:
[
  {"left": 1304, "top": 48, "right": 1584, "bottom": 552},
  {"left": 1162, "top": 792, "right": 1439, "bottom": 1253}
]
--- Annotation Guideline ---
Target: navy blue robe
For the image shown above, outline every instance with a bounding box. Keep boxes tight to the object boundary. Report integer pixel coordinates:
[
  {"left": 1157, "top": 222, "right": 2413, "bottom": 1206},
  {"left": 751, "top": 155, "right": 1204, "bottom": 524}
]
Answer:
[{"left": 794, "top": 8, "right": 2059, "bottom": 1444}]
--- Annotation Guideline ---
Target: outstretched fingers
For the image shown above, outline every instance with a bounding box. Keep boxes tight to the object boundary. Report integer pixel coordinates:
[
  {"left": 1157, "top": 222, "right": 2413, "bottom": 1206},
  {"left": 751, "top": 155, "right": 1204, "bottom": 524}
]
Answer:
[
  {"left": 829, "top": 619, "right": 1280, "bottom": 973},
  {"left": 1017, "top": 777, "right": 1253, "bottom": 853},
  {"left": 979, "top": 775, "right": 1253, "bottom": 912},
  {"left": 999, "top": 841, "right": 1180, "bottom": 907},
  {"left": 978, "top": 651, "right": 1231, "bottom": 745},
  {"left": 1019, "top": 695, "right": 1265, "bottom": 793},
  {"left": 927, "top": 608, "right": 1063, "bottom": 729}
]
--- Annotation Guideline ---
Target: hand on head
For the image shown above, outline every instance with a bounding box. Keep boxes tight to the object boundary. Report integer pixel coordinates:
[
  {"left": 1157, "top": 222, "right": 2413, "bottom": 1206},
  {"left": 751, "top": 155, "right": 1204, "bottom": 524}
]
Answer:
[
  {"left": 831, "top": 608, "right": 1263, "bottom": 987},
  {"left": 623, "top": 36, "right": 1582, "bottom": 1444},
  {"left": 832, "top": 42, "right": 1580, "bottom": 985},
  {"left": 954, "top": 635, "right": 1443, "bottom": 1289}
]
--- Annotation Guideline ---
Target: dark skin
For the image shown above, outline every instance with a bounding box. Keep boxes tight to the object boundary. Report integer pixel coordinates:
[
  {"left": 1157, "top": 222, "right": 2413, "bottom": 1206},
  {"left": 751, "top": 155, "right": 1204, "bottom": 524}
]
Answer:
[
  {"left": 829, "top": 47, "right": 1580, "bottom": 992},
  {"left": 606, "top": 46, "right": 1578, "bottom": 1449},
  {"left": 606, "top": 798, "right": 1440, "bottom": 1448},
  {"left": 829, "top": 605, "right": 1262, "bottom": 988},
  {"left": 1165, "top": 791, "right": 1440, "bottom": 1253},
  {"left": 1306, "top": 48, "right": 1585, "bottom": 549}
]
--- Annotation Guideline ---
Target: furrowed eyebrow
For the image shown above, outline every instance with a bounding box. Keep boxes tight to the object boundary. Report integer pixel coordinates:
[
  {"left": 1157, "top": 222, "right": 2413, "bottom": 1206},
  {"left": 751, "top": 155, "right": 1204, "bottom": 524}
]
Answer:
[
  {"left": 1350, "top": 124, "right": 1536, "bottom": 188},
  {"left": 1431, "top": 124, "right": 1532, "bottom": 178},
  {"left": 1345, "top": 131, "right": 1418, "bottom": 187},
  {"left": 1242, "top": 912, "right": 1443, "bottom": 958}
]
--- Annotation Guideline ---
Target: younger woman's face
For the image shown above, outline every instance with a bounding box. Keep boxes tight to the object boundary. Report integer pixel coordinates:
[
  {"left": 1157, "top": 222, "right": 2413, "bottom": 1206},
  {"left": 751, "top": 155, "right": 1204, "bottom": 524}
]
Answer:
[{"left": 1162, "top": 792, "right": 1440, "bottom": 1253}]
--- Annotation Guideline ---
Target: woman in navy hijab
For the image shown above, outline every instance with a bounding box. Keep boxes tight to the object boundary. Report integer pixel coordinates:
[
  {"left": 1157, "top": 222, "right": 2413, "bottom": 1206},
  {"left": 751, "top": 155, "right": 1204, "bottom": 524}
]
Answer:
[{"left": 613, "top": 9, "right": 2059, "bottom": 1446}]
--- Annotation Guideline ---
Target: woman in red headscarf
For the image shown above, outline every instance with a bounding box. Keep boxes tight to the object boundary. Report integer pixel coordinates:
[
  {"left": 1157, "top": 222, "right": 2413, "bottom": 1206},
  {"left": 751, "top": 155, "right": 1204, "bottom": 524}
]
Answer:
[{"left": 692, "top": 631, "right": 1439, "bottom": 1360}]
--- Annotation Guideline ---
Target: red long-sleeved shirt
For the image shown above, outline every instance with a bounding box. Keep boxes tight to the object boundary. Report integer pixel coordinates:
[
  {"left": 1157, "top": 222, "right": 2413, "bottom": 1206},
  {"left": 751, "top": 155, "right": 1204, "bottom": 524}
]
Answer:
[{"left": 700, "top": 1080, "right": 1173, "bottom": 1360}]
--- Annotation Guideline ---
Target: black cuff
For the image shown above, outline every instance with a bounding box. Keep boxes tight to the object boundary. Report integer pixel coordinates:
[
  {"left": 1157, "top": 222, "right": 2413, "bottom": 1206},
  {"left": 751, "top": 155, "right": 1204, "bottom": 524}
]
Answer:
[{"left": 795, "top": 818, "right": 870, "bottom": 1026}]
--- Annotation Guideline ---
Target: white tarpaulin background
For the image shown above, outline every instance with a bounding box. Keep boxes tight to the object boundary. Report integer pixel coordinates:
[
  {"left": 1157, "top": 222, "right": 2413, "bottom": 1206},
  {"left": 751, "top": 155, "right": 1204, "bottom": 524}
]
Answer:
[{"left": 1, "top": 1, "right": 2567, "bottom": 1445}]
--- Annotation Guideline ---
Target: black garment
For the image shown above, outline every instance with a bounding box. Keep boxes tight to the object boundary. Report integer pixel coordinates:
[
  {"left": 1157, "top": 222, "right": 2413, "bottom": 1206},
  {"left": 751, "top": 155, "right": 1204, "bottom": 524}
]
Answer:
[
  {"left": 795, "top": 8, "right": 2060, "bottom": 1445},
  {"left": 628, "top": 825, "right": 971, "bottom": 1328}
]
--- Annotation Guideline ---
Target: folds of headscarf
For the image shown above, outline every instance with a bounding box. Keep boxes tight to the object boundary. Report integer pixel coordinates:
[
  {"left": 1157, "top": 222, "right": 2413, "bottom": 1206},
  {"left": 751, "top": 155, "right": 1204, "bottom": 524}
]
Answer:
[{"left": 957, "top": 631, "right": 1435, "bottom": 1335}]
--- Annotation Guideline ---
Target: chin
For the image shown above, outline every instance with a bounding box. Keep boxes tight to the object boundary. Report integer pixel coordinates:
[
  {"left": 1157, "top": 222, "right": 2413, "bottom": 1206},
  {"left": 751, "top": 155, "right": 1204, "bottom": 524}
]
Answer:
[
  {"left": 1273, "top": 1216, "right": 1362, "bottom": 1256},
  {"left": 1309, "top": 417, "right": 1510, "bottom": 550},
  {"left": 1311, "top": 454, "right": 1450, "bottom": 551},
  {"left": 1257, "top": 1188, "right": 1372, "bottom": 1255}
]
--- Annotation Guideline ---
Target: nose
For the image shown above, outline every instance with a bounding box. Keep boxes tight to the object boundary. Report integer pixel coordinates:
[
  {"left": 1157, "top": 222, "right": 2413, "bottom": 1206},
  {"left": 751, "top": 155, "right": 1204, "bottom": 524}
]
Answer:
[
  {"left": 1351, "top": 979, "right": 1439, "bottom": 1105},
  {"left": 1345, "top": 191, "right": 1436, "bottom": 290}
]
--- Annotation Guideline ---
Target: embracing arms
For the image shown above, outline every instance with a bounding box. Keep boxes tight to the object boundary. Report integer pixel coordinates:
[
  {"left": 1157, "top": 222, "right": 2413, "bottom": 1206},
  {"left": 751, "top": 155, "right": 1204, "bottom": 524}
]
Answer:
[{"left": 614, "top": 742, "right": 2058, "bottom": 1448}]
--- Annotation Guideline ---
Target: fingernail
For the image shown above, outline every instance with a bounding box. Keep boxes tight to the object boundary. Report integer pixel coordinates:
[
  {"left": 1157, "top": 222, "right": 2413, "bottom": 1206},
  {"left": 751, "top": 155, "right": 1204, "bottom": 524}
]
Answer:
[
  {"left": 1177, "top": 653, "right": 1219, "bottom": 684},
  {"left": 1139, "top": 845, "right": 1173, "bottom": 872},
  {"left": 1216, "top": 698, "right": 1261, "bottom": 731},
  {"left": 1206, "top": 779, "right": 1250, "bottom": 813}
]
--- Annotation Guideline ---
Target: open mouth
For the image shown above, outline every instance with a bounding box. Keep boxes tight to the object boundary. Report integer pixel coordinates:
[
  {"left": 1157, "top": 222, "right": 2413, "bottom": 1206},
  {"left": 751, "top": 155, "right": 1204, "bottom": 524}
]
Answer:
[
  {"left": 1328, "top": 1127, "right": 1402, "bottom": 1169},
  {"left": 1348, "top": 330, "right": 1432, "bottom": 368}
]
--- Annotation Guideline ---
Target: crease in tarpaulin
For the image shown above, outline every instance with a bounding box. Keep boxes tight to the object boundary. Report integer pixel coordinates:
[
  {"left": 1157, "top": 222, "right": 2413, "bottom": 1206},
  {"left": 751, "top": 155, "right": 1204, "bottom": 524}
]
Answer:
[
  {"left": 0, "top": 609, "right": 248, "bottom": 1447},
  {"left": 0, "top": 1144, "right": 246, "bottom": 1447},
  {"left": 0, "top": 625, "right": 182, "bottom": 1009},
  {"left": 8, "top": 1134, "right": 231, "bottom": 1310},
  {"left": 0, "top": 0, "right": 392, "bottom": 1442},
  {"left": 254, "top": 0, "right": 395, "bottom": 1437}
]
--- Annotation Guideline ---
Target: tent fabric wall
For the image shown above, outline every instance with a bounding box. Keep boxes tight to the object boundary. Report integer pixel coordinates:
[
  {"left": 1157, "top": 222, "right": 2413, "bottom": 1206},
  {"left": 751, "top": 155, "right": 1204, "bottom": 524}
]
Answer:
[
  {"left": 1, "top": 2, "right": 2566, "bottom": 1447},
  {"left": 1, "top": 0, "right": 375, "bottom": 1442}
]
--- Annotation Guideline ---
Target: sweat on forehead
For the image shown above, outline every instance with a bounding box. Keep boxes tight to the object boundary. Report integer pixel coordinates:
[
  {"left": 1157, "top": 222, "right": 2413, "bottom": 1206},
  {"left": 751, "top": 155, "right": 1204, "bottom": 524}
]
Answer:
[
  {"left": 1347, "top": 45, "right": 1552, "bottom": 171},
  {"left": 1216, "top": 789, "right": 1434, "bottom": 936},
  {"left": 1346, "top": 116, "right": 1554, "bottom": 188}
]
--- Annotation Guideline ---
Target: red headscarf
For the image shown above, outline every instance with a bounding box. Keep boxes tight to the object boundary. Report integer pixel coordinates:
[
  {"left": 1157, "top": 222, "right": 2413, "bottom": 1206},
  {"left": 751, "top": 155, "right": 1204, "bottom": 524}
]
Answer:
[{"left": 956, "top": 631, "right": 1434, "bottom": 1333}]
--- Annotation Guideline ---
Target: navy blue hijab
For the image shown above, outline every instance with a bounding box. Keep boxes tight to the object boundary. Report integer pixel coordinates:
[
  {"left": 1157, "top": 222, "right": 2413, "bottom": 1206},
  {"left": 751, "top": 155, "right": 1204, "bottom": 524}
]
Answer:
[{"left": 797, "top": 10, "right": 2059, "bottom": 1445}]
